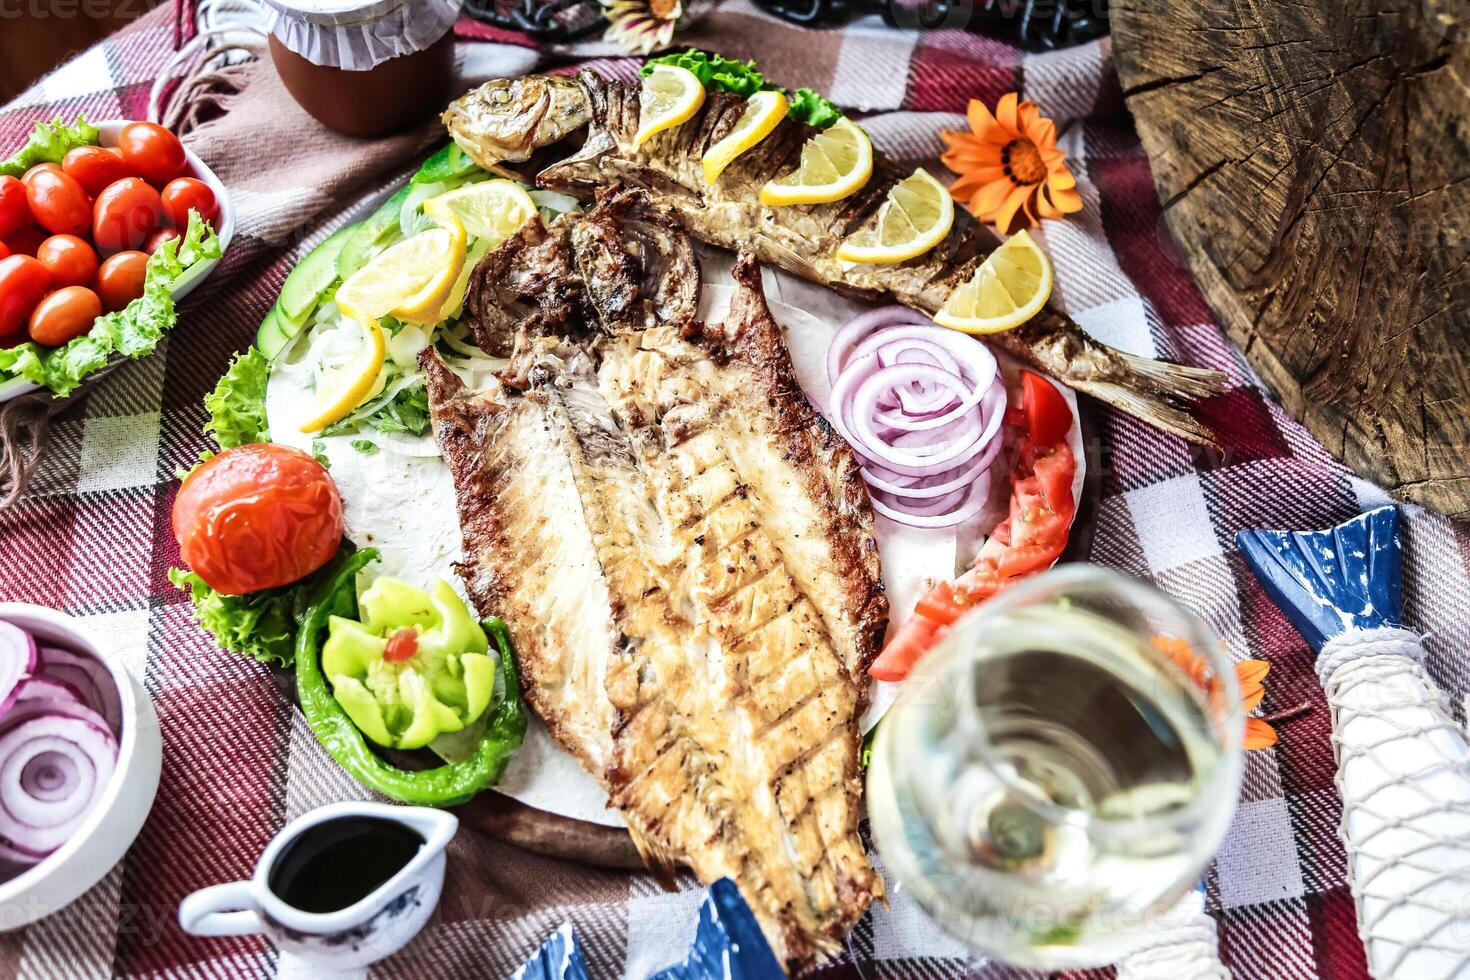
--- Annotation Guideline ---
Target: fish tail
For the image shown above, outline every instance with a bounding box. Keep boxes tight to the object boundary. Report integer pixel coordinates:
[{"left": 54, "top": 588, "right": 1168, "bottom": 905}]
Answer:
[
  {"left": 1068, "top": 376, "right": 1223, "bottom": 447},
  {"left": 1236, "top": 505, "right": 1403, "bottom": 653},
  {"left": 1113, "top": 348, "right": 1231, "bottom": 401}
]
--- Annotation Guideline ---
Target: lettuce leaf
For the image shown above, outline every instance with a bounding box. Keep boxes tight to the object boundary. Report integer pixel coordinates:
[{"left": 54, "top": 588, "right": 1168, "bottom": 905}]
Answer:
[
  {"left": 0, "top": 117, "right": 99, "bottom": 178},
  {"left": 0, "top": 209, "right": 222, "bottom": 397},
  {"left": 168, "top": 568, "right": 301, "bottom": 668},
  {"left": 642, "top": 50, "right": 844, "bottom": 127},
  {"left": 644, "top": 50, "right": 767, "bottom": 99},
  {"left": 204, "top": 348, "right": 271, "bottom": 451},
  {"left": 788, "top": 87, "right": 843, "bottom": 129}
]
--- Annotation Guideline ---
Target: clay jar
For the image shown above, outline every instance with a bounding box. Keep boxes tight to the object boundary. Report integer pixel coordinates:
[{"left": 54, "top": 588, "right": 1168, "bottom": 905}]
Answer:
[{"left": 262, "top": 0, "right": 461, "bottom": 139}]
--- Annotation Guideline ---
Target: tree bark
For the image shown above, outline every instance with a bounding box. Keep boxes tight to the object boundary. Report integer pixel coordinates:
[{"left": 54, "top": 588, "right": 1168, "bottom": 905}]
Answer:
[{"left": 1111, "top": 0, "right": 1470, "bottom": 518}]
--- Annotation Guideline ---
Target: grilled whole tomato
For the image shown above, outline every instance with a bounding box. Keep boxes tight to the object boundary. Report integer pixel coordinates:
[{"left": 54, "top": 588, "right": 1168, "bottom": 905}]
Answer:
[{"left": 173, "top": 444, "right": 343, "bottom": 595}]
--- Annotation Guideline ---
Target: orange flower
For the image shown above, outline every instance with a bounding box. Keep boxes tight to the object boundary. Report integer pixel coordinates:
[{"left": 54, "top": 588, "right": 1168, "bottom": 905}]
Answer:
[
  {"left": 1152, "top": 637, "right": 1279, "bottom": 751},
  {"left": 940, "top": 93, "right": 1083, "bottom": 235}
]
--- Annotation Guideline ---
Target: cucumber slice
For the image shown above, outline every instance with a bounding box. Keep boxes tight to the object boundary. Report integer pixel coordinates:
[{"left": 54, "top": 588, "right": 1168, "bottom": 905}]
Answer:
[
  {"left": 280, "top": 225, "right": 354, "bottom": 322},
  {"left": 400, "top": 180, "right": 449, "bottom": 238},
  {"left": 256, "top": 305, "right": 291, "bottom": 359},
  {"left": 338, "top": 186, "right": 412, "bottom": 281}
]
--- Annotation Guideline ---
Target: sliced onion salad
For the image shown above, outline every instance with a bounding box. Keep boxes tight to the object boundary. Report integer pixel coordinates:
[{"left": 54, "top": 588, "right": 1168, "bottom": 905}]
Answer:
[
  {"left": 827, "top": 307, "right": 1008, "bottom": 528},
  {"left": 0, "top": 621, "right": 120, "bottom": 872}
]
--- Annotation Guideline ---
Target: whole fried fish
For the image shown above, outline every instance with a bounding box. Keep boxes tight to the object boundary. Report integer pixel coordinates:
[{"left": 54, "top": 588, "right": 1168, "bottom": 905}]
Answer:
[
  {"left": 424, "top": 189, "right": 886, "bottom": 972},
  {"left": 444, "top": 70, "right": 1228, "bottom": 444}
]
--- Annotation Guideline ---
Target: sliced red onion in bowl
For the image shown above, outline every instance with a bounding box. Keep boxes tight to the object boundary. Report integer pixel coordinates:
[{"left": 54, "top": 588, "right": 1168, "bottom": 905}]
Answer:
[
  {"left": 0, "top": 623, "right": 125, "bottom": 872},
  {"left": 827, "top": 309, "right": 1011, "bottom": 527}
]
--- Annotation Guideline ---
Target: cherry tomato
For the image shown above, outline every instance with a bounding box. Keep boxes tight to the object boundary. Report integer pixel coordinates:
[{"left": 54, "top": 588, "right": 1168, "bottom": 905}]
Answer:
[
  {"left": 0, "top": 241, "right": 8, "bottom": 261},
  {"left": 35, "top": 234, "right": 99, "bottom": 289},
  {"left": 94, "top": 250, "right": 149, "bottom": 312},
  {"left": 117, "top": 122, "right": 186, "bottom": 186},
  {"left": 1020, "top": 371, "right": 1072, "bottom": 447},
  {"left": 0, "top": 255, "right": 51, "bottom": 338},
  {"left": 27, "top": 285, "right": 101, "bottom": 347},
  {"left": 92, "top": 177, "right": 162, "bottom": 253},
  {"left": 0, "top": 176, "right": 28, "bottom": 239},
  {"left": 22, "top": 162, "right": 63, "bottom": 186},
  {"left": 62, "top": 145, "right": 132, "bottom": 197},
  {"left": 145, "top": 226, "right": 180, "bottom": 254},
  {"left": 25, "top": 170, "right": 91, "bottom": 237},
  {"left": 3, "top": 225, "right": 48, "bottom": 257},
  {"left": 159, "top": 177, "right": 217, "bottom": 229},
  {"left": 172, "top": 443, "right": 344, "bottom": 595}
]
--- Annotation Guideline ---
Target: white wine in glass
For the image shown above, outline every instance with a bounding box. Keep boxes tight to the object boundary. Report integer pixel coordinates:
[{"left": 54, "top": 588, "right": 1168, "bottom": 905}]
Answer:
[{"left": 867, "top": 566, "right": 1244, "bottom": 969}]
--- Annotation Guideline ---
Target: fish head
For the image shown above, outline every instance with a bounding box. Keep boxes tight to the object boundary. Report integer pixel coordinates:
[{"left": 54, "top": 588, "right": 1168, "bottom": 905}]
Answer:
[{"left": 442, "top": 75, "right": 591, "bottom": 174}]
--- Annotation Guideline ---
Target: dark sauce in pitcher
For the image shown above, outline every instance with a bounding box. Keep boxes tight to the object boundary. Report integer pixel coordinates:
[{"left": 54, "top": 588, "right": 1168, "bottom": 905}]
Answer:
[{"left": 267, "top": 816, "right": 424, "bottom": 914}]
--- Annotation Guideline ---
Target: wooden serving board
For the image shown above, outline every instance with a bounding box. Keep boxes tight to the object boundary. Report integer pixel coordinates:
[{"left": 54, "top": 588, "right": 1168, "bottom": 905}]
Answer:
[
  {"left": 455, "top": 399, "right": 1105, "bottom": 870},
  {"left": 1110, "top": 0, "right": 1470, "bottom": 518}
]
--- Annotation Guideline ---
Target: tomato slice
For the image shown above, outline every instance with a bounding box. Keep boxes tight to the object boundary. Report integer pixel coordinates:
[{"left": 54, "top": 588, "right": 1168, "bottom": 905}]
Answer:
[
  {"left": 914, "top": 581, "right": 967, "bottom": 626},
  {"left": 870, "top": 615, "right": 945, "bottom": 683},
  {"left": 1021, "top": 371, "right": 1072, "bottom": 447},
  {"left": 869, "top": 394, "right": 1078, "bottom": 682}
]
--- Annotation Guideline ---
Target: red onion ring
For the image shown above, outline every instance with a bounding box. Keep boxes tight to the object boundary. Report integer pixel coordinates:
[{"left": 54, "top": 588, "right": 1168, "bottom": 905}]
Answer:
[
  {"left": 0, "top": 715, "right": 116, "bottom": 857},
  {"left": 0, "top": 622, "right": 35, "bottom": 717}
]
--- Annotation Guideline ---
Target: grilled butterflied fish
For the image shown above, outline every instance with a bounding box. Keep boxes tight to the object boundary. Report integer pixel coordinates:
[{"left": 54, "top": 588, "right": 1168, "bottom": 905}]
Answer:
[
  {"left": 423, "top": 189, "right": 886, "bottom": 971},
  {"left": 444, "top": 70, "right": 1228, "bottom": 444}
]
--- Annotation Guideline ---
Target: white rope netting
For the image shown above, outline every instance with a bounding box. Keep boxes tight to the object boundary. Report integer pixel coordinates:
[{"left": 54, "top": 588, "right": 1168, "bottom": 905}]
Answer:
[
  {"left": 1114, "top": 889, "right": 1230, "bottom": 980},
  {"left": 1319, "top": 626, "right": 1470, "bottom": 979}
]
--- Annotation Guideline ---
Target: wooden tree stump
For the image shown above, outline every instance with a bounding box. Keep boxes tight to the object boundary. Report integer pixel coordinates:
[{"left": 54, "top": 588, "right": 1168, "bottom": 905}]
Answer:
[{"left": 1110, "top": 0, "right": 1470, "bottom": 518}]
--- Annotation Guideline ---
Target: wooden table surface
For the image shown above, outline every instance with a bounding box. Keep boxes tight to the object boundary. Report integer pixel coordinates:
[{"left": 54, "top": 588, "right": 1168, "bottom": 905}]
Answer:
[{"left": 0, "top": 1, "right": 163, "bottom": 104}]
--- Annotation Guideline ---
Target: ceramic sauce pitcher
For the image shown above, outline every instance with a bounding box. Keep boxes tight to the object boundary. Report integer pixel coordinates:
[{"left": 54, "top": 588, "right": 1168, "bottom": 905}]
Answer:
[{"left": 179, "top": 801, "right": 456, "bottom": 968}]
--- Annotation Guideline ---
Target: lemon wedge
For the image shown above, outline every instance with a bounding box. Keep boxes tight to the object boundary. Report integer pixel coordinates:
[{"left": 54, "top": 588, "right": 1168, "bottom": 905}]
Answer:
[
  {"left": 835, "top": 168, "right": 954, "bottom": 263},
  {"left": 635, "top": 64, "right": 706, "bottom": 149},
  {"left": 702, "top": 90, "right": 788, "bottom": 185},
  {"left": 933, "top": 229, "right": 1053, "bottom": 334},
  {"left": 335, "top": 217, "right": 467, "bottom": 327},
  {"left": 298, "top": 318, "right": 386, "bottom": 433},
  {"left": 760, "top": 117, "right": 872, "bottom": 207},
  {"left": 423, "top": 180, "right": 537, "bottom": 247}
]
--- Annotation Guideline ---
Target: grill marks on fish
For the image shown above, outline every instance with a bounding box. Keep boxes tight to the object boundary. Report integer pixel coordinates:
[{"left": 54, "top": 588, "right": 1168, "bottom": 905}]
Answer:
[
  {"left": 423, "top": 192, "right": 885, "bottom": 971},
  {"left": 445, "top": 69, "right": 1229, "bottom": 445}
]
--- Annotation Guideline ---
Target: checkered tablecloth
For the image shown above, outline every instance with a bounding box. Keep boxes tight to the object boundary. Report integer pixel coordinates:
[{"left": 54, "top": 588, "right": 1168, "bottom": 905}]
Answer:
[{"left": 2, "top": 3, "right": 1466, "bottom": 977}]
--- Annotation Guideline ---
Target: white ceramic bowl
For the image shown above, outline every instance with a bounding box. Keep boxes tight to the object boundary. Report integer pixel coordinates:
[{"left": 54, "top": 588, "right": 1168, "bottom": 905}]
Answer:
[
  {"left": 0, "top": 603, "right": 162, "bottom": 930},
  {"left": 0, "top": 119, "right": 237, "bottom": 404}
]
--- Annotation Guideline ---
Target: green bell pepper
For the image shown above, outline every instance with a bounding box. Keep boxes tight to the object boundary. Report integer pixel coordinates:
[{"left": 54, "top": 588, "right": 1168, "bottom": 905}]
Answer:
[{"left": 295, "top": 548, "right": 527, "bottom": 807}]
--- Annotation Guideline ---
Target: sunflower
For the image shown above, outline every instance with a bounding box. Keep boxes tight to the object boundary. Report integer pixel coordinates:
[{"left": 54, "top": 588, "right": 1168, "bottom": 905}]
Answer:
[
  {"left": 941, "top": 93, "right": 1083, "bottom": 235},
  {"left": 1152, "top": 636, "right": 1279, "bottom": 750},
  {"left": 602, "top": 0, "right": 684, "bottom": 55}
]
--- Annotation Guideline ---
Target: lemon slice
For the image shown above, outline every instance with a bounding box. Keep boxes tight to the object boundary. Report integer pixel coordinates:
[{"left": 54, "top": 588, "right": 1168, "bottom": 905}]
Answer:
[
  {"left": 934, "top": 229, "right": 1053, "bottom": 334},
  {"left": 298, "top": 318, "right": 386, "bottom": 433},
  {"left": 635, "top": 64, "right": 706, "bottom": 149},
  {"left": 701, "top": 90, "right": 788, "bottom": 185},
  {"left": 335, "top": 217, "right": 467, "bottom": 327},
  {"left": 760, "top": 117, "right": 873, "bottom": 207},
  {"left": 423, "top": 180, "right": 537, "bottom": 247},
  {"left": 835, "top": 168, "right": 954, "bottom": 263}
]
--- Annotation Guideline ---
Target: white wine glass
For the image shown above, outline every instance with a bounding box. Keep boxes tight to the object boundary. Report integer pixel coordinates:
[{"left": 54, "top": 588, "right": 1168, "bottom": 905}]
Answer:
[{"left": 866, "top": 565, "right": 1244, "bottom": 969}]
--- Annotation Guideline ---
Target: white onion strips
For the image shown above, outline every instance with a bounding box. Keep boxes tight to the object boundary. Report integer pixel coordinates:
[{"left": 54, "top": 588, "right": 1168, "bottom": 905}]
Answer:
[
  {"left": 827, "top": 306, "right": 1008, "bottom": 528},
  {"left": 0, "top": 621, "right": 121, "bottom": 874}
]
